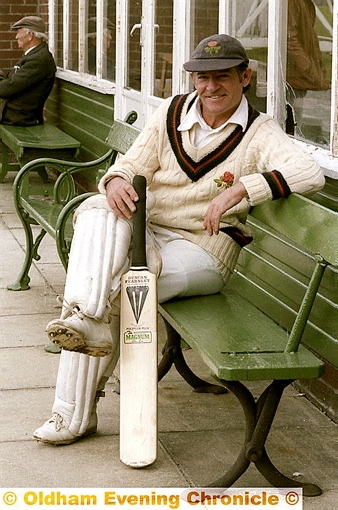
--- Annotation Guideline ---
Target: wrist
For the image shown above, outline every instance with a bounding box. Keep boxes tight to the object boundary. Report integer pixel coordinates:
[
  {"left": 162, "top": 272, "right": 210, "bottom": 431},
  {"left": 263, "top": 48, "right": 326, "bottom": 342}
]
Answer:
[{"left": 231, "top": 181, "right": 248, "bottom": 201}]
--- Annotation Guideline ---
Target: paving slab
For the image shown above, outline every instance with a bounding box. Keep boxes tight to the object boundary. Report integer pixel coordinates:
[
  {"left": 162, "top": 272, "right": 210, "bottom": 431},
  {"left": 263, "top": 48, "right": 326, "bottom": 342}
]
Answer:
[
  {"left": 0, "top": 314, "right": 58, "bottom": 348},
  {"left": 0, "top": 438, "right": 189, "bottom": 488}
]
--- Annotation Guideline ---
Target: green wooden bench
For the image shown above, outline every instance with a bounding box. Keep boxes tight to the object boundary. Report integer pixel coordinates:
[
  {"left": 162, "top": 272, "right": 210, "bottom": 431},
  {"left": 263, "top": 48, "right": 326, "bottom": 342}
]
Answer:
[
  {"left": 7, "top": 111, "right": 139, "bottom": 291},
  {"left": 158, "top": 193, "right": 338, "bottom": 496},
  {"left": 0, "top": 123, "right": 81, "bottom": 183}
]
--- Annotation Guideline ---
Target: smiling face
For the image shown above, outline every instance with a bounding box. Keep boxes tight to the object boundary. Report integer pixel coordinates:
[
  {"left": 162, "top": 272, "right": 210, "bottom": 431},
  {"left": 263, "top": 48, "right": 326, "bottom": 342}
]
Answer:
[{"left": 191, "top": 67, "right": 252, "bottom": 129}]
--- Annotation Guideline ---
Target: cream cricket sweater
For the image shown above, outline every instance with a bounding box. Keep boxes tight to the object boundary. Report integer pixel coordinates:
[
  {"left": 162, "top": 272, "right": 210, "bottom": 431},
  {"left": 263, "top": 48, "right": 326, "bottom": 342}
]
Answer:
[{"left": 98, "top": 92, "right": 325, "bottom": 282}]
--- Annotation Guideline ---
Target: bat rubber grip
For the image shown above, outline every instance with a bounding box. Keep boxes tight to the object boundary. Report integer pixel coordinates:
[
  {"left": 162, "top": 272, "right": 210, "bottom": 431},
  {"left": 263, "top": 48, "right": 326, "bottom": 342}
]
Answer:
[{"left": 132, "top": 175, "right": 147, "bottom": 268}]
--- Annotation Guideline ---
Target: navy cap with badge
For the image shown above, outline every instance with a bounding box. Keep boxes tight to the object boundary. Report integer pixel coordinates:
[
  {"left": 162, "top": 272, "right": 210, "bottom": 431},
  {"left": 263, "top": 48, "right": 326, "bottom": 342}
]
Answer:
[{"left": 183, "top": 34, "right": 249, "bottom": 72}]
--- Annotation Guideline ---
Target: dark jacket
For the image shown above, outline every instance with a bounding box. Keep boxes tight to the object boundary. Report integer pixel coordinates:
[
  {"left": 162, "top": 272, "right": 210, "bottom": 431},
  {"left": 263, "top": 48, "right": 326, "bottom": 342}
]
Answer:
[
  {"left": 0, "top": 42, "right": 56, "bottom": 125},
  {"left": 287, "top": 0, "right": 330, "bottom": 91}
]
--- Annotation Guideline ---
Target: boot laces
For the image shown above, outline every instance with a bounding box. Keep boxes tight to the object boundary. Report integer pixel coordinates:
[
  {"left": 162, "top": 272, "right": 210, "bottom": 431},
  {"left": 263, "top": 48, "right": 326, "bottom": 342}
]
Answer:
[
  {"left": 56, "top": 296, "right": 84, "bottom": 320},
  {"left": 48, "top": 413, "right": 66, "bottom": 432}
]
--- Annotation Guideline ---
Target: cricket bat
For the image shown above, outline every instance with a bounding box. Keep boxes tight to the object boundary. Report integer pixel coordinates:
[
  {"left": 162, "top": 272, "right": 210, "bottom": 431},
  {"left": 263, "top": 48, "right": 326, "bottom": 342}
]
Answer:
[{"left": 120, "top": 174, "right": 158, "bottom": 467}]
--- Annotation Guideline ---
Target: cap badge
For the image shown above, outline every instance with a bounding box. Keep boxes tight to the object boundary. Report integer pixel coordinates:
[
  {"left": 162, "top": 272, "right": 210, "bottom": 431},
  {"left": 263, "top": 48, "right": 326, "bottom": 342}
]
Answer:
[{"left": 204, "top": 41, "right": 221, "bottom": 55}]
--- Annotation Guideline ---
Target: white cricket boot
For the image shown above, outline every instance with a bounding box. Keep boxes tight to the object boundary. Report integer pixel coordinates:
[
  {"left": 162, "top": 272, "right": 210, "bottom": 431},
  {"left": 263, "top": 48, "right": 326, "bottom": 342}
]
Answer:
[{"left": 46, "top": 305, "right": 113, "bottom": 357}]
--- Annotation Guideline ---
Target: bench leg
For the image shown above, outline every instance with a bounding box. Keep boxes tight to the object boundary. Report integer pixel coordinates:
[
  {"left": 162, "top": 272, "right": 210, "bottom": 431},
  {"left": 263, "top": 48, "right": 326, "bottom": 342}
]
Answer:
[
  {"left": 255, "top": 449, "right": 322, "bottom": 497},
  {"left": 7, "top": 205, "right": 47, "bottom": 290},
  {"left": 0, "top": 143, "right": 19, "bottom": 182},
  {"left": 158, "top": 320, "right": 227, "bottom": 394},
  {"left": 207, "top": 379, "right": 322, "bottom": 497},
  {"left": 0, "top": 142, "right": 9, "bottom": 183},
  {"left": 36, "top": 166, "right": 49, "bottom": 184},
  {"left": 207, "top": 380, "right": 256, "bottom": 487}
]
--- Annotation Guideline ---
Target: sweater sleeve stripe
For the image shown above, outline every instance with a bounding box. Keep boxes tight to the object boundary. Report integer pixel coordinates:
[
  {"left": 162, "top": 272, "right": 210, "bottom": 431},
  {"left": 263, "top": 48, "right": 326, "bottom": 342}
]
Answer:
[
  {"left": 262, "top": 170, "right": 291, "bottom": 200},
  {"left": 219, "top": 226, "right": 253, "bottom": 248}
]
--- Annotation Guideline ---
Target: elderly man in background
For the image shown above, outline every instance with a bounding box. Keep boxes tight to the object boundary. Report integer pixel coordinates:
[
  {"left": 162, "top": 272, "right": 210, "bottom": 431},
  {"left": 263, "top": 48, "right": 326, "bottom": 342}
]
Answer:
[{"left": 0, "top": 16, "right": 56, "bottom": 126}]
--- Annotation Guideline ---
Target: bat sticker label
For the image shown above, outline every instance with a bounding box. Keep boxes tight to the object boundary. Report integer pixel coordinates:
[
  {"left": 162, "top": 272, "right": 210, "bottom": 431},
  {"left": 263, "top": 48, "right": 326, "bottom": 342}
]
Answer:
[
  {"left": 122, "top": 272, "right": 156, "bottom": 344},
  {"left": 124, "top": 330, "right": 153, "bottom": 344}
]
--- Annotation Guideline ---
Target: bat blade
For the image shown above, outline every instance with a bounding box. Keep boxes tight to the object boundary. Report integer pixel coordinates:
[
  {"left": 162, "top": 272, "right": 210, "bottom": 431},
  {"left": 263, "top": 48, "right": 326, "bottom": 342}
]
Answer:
[
  {"left": 119, "top": 175, "right": 158, "bottom": 468},
  {"left": 120, "top": 269, "right": 157, "bottom": 467}
]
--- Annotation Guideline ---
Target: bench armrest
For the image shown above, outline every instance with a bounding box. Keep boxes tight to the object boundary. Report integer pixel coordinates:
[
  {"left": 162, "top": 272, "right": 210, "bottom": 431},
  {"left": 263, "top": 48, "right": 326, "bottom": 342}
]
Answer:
[{"left": 12, "top": 149, "right": 114, "bottom": 205}]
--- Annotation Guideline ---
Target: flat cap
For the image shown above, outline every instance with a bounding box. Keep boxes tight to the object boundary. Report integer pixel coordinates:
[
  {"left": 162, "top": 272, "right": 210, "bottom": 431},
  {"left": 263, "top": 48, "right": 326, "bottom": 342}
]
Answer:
[
  {"left": 183, "top": 34, "right": 249, "bottom": 72},
  {"left": 11, "top": 16, "right": 46, "bottom": 33}
]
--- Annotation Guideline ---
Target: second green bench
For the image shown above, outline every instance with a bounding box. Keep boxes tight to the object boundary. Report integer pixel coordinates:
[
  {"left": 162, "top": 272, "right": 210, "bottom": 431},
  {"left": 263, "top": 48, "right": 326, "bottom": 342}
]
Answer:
[
  {"left": 7, "top": 112, "right": 139, "bottom": 291},
  {"left": 0, "top": 123, "right": 81, "bottom": 183}
]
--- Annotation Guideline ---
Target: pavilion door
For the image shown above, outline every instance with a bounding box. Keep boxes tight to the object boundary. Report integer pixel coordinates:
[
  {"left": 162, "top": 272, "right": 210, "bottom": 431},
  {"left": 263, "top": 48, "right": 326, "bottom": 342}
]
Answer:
[{"left": 114, "top": 0, "right": 174, "bottom": 128}]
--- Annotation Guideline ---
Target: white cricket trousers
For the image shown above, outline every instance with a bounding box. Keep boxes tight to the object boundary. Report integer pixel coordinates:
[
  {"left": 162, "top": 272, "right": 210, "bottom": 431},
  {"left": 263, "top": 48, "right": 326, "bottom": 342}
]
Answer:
[{"left": 148, "top": 224, "right": 225, "bottom": 303}]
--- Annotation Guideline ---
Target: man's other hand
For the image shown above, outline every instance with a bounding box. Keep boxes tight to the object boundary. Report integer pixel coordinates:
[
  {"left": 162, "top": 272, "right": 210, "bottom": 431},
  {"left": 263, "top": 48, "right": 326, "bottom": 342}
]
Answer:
[
  {"left": 203, "top": 182, "right": 248, "bottom": 235},
  {"left": 105, "top": 176, "right": 139, "bottom": 219}
]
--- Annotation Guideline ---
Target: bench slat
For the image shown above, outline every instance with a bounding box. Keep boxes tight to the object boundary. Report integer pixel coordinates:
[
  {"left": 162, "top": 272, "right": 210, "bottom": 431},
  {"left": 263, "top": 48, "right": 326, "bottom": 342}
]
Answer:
[
  {"left": 106, "top": 121, "right": 140, "bottom": 155},
  {"left": 21, "top": 198, "right": 72, "bottom": 239},
  {"left": 0, "top": 124, "right": 81, "bottom": 151},
  {"left": 159, "top": 291, "right": 324, "bottom": 381},
  {"left": 250, "top": 194, "right": 338, "bottom": 266}
]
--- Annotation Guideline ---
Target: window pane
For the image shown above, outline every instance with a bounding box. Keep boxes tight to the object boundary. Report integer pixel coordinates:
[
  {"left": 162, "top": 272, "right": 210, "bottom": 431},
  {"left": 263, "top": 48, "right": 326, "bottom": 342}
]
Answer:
[
  {"left": 154, "top": 0, "right": 173, "bottom": 98},
  {"left": 87, "top": 1, "right": 116, "bottom": 80},
  {"left": 229, "top": 1, "right": 268, "bottom": 113},
  {"left": 192, "top": 0, "right": 219, "bottom": 47},
  {"left": 286, "top": 0, "right": 332, "bottom": 147},
  {"left": 104, "top": 6, "right": 116, "bottom": 81},
  {"left": 87, "top": 15, "right": 97, "bottom": 75},
  {"left": 69, "top": 0, "right": 79, "bottom": 71},
  {"left": 56, "top": 0, "right": 64, "bottom": 67},
  {"left": 127, "top": 0, "right": 142, "bottom": 90}
]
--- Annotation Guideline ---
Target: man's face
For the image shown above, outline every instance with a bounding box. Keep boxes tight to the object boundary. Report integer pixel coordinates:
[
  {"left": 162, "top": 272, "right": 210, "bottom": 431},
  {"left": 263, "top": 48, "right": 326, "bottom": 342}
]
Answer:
[
  {"left": 191, "top": 67, "right": 252, "bottom": 128},
  {"left": 15, "top": 28, "right": 33, "bottom": 52},
  {"left": 104, "top": 29, "right": 112, "bottom": 51},
  {"left": 89, "top": 29, "right": 113, "bottom": 51}
]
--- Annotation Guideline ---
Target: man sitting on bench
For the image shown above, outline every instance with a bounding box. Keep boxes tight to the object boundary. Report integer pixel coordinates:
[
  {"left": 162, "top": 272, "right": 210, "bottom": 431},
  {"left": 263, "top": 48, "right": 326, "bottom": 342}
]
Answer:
[
  {"left": 0, "top": 16, "right": 56, "bottom": 126},
  {"left": 33, "top": 34, "right": 325, "bottom": 445}
]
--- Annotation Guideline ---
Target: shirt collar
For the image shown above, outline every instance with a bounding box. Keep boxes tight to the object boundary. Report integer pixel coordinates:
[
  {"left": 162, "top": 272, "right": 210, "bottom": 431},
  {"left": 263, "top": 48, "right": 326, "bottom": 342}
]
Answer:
[
  {"left": 178, "top": 94, "right": 248, "bottom": 133},
  {"left": 25, "top": 45, "right": 39, "bottom": 55}
]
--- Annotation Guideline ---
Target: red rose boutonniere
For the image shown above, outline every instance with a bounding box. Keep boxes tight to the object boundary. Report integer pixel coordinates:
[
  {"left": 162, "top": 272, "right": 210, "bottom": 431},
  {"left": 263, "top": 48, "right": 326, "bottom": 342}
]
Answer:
[{"left": 214, "top": 171, "right": 234, "bottom": 190}]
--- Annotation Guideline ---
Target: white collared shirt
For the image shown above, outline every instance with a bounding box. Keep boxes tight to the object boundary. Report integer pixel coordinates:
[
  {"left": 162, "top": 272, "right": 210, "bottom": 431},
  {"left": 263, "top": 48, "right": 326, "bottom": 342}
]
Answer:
[
  {"left": 25, "top": 45, "right": 39, "bottom": 55},
  {"left": 178, "top": 95, "right": 248, "bottom": 149}
]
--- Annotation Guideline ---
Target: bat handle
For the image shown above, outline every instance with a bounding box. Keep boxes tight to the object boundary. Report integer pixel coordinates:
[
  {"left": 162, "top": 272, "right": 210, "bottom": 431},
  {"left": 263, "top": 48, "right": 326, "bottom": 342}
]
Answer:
[{"left": 132, "top": 175, "right": 147, "bottom": 268}]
